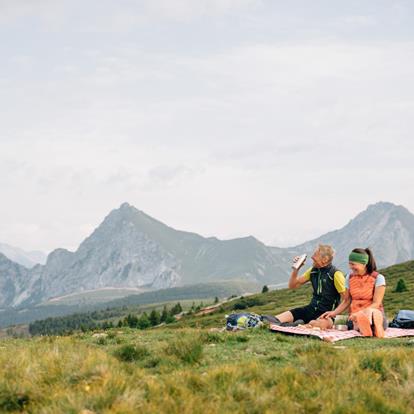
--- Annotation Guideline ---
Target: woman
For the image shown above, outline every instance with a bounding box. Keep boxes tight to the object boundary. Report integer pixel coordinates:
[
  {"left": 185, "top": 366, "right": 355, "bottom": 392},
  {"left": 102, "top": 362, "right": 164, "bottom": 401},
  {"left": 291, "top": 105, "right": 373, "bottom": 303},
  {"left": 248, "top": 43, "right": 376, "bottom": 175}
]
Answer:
[{"left": 320, "top": 248, "right": 387, "bottom": 337}]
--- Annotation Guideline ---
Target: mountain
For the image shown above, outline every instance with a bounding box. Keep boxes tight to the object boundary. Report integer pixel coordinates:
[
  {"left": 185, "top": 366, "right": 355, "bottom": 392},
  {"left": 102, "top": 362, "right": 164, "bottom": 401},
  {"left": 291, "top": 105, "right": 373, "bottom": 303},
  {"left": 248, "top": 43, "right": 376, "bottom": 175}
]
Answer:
[
  {"left": 0, "top": 253, "right": 33, "bottom": 308},
  {"left": 0, "top": 243, "right": 47, "bottom": 268},
  {"left": 2, "top": 203, "right": 289, "bottom": 308},
  {"left": 1, "top": 201, "right": 414, "bottom": 310},
  {"left": 292, "top": 202, "right": 414, "bottom": 272}
]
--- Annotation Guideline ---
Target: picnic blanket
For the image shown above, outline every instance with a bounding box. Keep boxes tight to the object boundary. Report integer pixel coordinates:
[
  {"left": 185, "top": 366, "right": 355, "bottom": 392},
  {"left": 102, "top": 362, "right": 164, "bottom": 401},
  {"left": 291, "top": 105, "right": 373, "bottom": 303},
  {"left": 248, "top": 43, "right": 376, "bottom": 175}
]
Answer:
[{"left": 269, "top": 324, "right": 414, "bottom": 343}]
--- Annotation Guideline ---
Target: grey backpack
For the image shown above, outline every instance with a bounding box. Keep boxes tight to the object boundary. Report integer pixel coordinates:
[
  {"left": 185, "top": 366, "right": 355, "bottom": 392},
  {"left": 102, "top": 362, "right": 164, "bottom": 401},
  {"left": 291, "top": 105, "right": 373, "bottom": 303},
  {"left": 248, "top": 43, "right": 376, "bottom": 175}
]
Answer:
[{"left": 389, "top": 310, "right": 414, "bottom": 329}]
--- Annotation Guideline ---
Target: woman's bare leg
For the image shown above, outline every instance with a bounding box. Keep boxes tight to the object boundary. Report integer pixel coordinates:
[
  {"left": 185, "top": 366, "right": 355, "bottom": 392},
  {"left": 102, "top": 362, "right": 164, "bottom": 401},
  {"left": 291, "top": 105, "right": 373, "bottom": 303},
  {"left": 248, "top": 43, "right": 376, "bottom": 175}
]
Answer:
[
  {"left": 372, "top": 309, "right": 385, "bottom": 338},
  {"left": 355, "top": 310, "right": 373, "bottom": 336},
  {"left": 308, "top": 318, "right": 333, "bottom": 330},
  {"left": 362, "top": 308, "right": 374, "bottom": 323}
]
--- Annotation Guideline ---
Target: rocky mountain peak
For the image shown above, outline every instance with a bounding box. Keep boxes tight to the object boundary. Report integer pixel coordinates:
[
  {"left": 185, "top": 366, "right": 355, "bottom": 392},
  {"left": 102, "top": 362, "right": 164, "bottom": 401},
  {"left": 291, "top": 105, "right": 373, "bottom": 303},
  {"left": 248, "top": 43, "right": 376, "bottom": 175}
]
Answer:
[{"left": 1, "top": 200, "right": 414, "bottom": 309}]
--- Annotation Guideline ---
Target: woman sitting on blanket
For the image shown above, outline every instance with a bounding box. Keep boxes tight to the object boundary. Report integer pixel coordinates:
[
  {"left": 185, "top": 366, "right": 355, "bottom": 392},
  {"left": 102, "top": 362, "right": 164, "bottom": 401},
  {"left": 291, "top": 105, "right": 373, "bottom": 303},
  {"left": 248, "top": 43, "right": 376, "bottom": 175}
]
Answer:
[{"left": 311, "top": 248, "right": 387, "bottom": 338}]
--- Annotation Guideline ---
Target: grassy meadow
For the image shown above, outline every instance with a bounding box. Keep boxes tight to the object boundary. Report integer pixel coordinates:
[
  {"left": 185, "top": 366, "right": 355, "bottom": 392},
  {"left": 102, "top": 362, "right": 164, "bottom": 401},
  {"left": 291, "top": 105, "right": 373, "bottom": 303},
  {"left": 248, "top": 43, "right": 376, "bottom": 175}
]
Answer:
[{"left": 1, "top": 260, "right": 414, "bottom": 413}]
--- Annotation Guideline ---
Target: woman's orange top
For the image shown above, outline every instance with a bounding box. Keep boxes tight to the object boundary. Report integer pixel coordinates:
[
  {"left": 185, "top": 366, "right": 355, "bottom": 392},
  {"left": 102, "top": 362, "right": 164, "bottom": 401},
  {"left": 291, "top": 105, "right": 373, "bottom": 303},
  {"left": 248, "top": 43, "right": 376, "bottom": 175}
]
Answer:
[{"left": 349, "top": 271, "right": 384, "bottom": 314}]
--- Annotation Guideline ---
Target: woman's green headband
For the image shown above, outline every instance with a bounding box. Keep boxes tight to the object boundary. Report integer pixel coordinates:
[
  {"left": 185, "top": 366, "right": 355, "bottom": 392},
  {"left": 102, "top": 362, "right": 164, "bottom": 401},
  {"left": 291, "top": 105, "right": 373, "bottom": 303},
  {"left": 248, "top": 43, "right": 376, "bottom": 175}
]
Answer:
[{"left": 349, "top": 252, "right": 369, "bottom": 265}]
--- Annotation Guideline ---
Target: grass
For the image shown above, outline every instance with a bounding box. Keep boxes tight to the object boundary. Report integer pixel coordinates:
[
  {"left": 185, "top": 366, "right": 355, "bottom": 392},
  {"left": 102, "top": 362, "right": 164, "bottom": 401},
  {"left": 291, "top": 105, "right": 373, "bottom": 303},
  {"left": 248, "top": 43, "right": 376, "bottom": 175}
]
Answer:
[
  {"left": 1, "top": 327, "right": 414, "bottom": 413},
  {"left": 1, "top": 260, "right": 413, "bottom": 413}
]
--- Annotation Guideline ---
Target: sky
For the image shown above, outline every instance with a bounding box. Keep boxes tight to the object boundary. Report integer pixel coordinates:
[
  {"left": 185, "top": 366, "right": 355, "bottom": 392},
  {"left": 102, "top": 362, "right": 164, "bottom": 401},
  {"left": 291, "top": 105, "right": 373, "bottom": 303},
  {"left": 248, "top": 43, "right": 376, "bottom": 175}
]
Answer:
[{"left": 1, "top": 0, "right": 414, "bottom": 253}]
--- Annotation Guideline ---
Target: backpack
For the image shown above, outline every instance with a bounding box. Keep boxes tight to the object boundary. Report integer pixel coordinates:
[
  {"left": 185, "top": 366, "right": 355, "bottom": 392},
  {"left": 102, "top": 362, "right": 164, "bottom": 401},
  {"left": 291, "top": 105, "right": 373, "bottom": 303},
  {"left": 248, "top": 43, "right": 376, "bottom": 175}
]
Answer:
[
  {"left": 225, "top": 313, "right": 262, "bottom": 331},
  {"left": 389, "top": 310, "right": 414, "bottom": 329}
]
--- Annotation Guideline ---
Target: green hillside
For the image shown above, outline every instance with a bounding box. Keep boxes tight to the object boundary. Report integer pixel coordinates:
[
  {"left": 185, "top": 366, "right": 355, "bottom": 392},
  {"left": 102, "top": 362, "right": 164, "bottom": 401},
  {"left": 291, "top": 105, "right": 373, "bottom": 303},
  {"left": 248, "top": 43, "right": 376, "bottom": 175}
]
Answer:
[
  {"left": 16, "top": 260, "right": 414, "bottom": 336},
  {"left": 0, "top": 281, "right": 257, "bottom": 329},
  {"left": 0, "top": 261, "right": 413, "bottom": 413},
  {"left": 172, "top": 260, "right": 414, "bottom": 329}
]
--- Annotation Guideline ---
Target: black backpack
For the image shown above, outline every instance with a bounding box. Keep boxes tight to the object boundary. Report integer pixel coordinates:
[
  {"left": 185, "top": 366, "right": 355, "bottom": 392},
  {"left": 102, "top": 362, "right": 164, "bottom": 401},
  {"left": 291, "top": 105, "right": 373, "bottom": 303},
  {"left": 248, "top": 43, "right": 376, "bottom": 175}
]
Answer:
[{"left": 389, "top": 310, "right": 414, "bottom": 329}]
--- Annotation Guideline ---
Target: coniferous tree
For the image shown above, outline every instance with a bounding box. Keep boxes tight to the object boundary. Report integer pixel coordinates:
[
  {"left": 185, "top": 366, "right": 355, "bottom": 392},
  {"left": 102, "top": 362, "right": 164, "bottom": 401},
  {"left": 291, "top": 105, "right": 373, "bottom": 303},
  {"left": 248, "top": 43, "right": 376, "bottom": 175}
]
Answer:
[
  {"left": 149, "top": 309, "right": 161, "bottom": 326},
  {"left": 160, "top": 305, "right": 168, "bottom": 323},
  {"left": 138, "top": 313, "right": 151, "bottom": 329},
  {"left": 395, "top": 278, "right": 408, "bottom": 293}
]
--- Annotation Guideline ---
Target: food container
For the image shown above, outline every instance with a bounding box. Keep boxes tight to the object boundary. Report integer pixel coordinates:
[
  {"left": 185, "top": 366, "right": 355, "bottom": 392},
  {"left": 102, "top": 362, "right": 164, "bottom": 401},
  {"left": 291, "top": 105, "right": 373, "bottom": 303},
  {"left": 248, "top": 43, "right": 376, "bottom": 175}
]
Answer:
[{"left": 334, "top": 324, "right": 348, "bottom": 331}]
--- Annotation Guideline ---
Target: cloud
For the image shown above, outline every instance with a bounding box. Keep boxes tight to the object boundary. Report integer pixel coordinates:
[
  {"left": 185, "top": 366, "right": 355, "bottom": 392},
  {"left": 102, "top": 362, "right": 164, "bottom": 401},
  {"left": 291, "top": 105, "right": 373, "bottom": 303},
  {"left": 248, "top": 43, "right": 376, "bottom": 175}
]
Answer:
[
  {"left": 0, "top": 0, "right": 69, "bottom": 26},
  {"left": 1, "top": 1, "right": 414, "bottom": 251},
  {"left": 141, "top": 0, "right": 263, "bottom": 21}
]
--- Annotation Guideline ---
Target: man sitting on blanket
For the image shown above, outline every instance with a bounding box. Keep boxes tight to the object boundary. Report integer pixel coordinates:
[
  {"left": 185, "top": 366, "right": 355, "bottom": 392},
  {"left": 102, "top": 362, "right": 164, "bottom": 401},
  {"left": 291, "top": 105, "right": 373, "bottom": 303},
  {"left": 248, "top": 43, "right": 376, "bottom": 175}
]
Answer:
[{"left": 272, "top": 244, "right": 346, "bottom": 329}]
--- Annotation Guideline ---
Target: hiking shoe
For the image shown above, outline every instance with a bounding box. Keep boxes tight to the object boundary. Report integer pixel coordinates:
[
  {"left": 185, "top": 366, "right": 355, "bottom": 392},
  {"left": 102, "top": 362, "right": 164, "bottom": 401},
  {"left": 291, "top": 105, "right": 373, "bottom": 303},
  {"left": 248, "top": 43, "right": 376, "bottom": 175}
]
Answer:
[
  {"left": 372, "top": 310, "right": 385, "bottom": 338},
  {"left": 355, "top": 313, "right": 373, "bottom": 337},
  {"left": 261, "top": 315, "right": 282, "bottom": 325}
]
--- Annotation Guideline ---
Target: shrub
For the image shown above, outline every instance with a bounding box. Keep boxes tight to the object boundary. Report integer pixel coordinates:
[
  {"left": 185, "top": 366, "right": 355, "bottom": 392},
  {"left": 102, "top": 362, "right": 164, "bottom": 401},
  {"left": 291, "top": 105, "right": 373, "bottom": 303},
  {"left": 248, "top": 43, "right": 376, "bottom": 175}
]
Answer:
[
  {"left": 114, "top": 344, "right": 150, "bottom": 362},
  {"left": 165, "top": 314, "right": 176, "bottom": 324},
  {"left": 166, "top": 337, "right": 203, "bottom": 364},
  {"left": 201, "top": 332, "right": 225, "bottom": 344},
  {"left": 96, "top": 337, "right": 107, "bottom": 345},
  {"left": 0, "top": 389, "right": 30, "bottom": 412},
  {"left": 107, "top": 331, "right": 117, "bottom": 339},
  {"left": 232, "top": 297, "right": 264, "bottom": 310},
  {"left": 233, "top": 302, "right": 247, "bottom": 310}
]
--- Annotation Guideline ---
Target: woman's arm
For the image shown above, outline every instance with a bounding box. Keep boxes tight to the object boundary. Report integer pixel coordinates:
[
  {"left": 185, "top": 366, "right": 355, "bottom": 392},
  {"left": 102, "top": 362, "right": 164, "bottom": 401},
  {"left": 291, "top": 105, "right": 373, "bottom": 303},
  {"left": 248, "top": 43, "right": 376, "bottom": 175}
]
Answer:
[{"left": 370, "top": 285, "right": 385, "bottom": 309}]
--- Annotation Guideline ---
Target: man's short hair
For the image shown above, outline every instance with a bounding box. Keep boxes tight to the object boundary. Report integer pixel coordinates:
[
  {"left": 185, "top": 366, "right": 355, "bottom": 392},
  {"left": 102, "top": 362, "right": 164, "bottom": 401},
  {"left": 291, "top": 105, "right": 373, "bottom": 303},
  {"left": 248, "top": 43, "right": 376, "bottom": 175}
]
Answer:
[{"left": 318, "top": 244, "right": 335, "bottom": 262}]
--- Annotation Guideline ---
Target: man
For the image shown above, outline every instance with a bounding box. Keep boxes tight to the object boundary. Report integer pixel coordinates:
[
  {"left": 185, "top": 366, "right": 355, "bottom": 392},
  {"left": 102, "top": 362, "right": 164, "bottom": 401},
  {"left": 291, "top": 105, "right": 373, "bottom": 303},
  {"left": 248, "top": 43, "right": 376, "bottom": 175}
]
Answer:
[{"left": 273, "top": 244, "right": 346, "bottom": 327}]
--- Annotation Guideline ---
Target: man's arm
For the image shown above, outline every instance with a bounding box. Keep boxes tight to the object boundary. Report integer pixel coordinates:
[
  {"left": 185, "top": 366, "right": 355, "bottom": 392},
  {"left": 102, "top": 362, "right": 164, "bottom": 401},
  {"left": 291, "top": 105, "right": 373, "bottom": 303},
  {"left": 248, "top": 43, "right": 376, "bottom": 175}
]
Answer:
[
  {"left": 288, "top": 267, "right": 310, "bottom": 289},
  {"left": 320, "top": 290, "right": 351, "bottom": 319}
]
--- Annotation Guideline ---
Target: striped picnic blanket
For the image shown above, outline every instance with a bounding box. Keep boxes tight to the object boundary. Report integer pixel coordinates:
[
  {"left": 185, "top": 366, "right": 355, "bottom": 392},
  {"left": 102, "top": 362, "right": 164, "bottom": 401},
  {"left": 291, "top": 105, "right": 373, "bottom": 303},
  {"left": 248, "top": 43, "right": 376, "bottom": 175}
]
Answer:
[{"left": 269, "top": 324, "right": 414, "bottom": 343}]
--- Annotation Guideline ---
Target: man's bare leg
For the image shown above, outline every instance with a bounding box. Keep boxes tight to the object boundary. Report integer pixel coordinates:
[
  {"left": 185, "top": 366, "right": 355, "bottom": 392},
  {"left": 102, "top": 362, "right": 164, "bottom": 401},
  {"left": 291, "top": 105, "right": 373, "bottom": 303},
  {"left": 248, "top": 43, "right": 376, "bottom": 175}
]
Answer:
[{"left": 274, "top": 311, "right": 294, "bottom": 323}]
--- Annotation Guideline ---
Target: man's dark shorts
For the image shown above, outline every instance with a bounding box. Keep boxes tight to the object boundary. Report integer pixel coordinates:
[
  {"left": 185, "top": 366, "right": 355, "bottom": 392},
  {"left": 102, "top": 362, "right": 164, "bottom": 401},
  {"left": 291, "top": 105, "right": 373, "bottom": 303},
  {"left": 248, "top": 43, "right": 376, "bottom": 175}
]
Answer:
[{"left": 290, "top": 305, "right": 324, "bottom": 324}]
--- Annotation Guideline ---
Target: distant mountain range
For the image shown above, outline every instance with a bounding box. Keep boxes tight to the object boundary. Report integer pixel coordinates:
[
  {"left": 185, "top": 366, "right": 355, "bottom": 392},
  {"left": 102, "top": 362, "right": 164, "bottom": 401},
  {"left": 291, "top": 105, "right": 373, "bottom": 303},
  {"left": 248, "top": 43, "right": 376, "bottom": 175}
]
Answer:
[
  {"left": 0, "top": 243, "right": 47, "bottom": 268},
  {"left": 1, "top": 201, "right": 414, "bottom": 310}
]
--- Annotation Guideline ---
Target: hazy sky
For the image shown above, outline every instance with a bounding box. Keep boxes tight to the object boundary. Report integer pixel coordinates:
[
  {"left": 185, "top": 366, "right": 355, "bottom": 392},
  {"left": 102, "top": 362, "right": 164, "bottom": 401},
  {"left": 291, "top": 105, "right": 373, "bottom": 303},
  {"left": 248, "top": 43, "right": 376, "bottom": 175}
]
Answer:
[{"left": 1, "top": 0, "right": 414, "bottom": 253}]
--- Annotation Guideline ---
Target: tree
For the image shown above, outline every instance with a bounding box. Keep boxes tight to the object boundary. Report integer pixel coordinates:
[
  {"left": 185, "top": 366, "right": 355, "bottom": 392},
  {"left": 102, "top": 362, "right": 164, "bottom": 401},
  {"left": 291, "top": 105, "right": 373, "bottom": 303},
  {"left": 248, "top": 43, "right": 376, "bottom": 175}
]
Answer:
[
  {"left": 149, "top": 309, "right": 161, "bottom": 326},
  {"left": 170, "top": 302, "right": 183, "bottom": 316},
  {"left": 394, "top": 278, "right": 408, "bottom": 293},
  {"left": 160, "top": 305, "right": 169, "bottom": 323},
  {"left": 262, "top": 285, "right": 269, "bottom": 293},
  {"left": 125, "top": 314, "right": 138, "bottom": 328},
  {"left": 137, "top": 313, "right": 151, "bottom": 329}
]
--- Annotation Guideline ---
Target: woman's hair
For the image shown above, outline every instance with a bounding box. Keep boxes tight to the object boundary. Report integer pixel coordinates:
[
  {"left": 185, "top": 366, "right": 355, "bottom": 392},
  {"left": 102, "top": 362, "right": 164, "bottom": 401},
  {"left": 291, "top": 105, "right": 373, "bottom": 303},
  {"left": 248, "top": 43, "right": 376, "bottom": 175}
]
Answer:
[{"left": 351, "top": 247, "right": 377, "bottom": 274}]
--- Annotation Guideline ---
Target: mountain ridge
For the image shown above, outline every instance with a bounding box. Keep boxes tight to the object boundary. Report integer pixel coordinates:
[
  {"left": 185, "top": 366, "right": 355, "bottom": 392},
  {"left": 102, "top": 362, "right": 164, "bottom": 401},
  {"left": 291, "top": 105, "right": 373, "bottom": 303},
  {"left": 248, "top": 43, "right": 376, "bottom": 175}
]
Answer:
[{"left": 1, "top": 200, "right": 414, "bottom": 309}]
